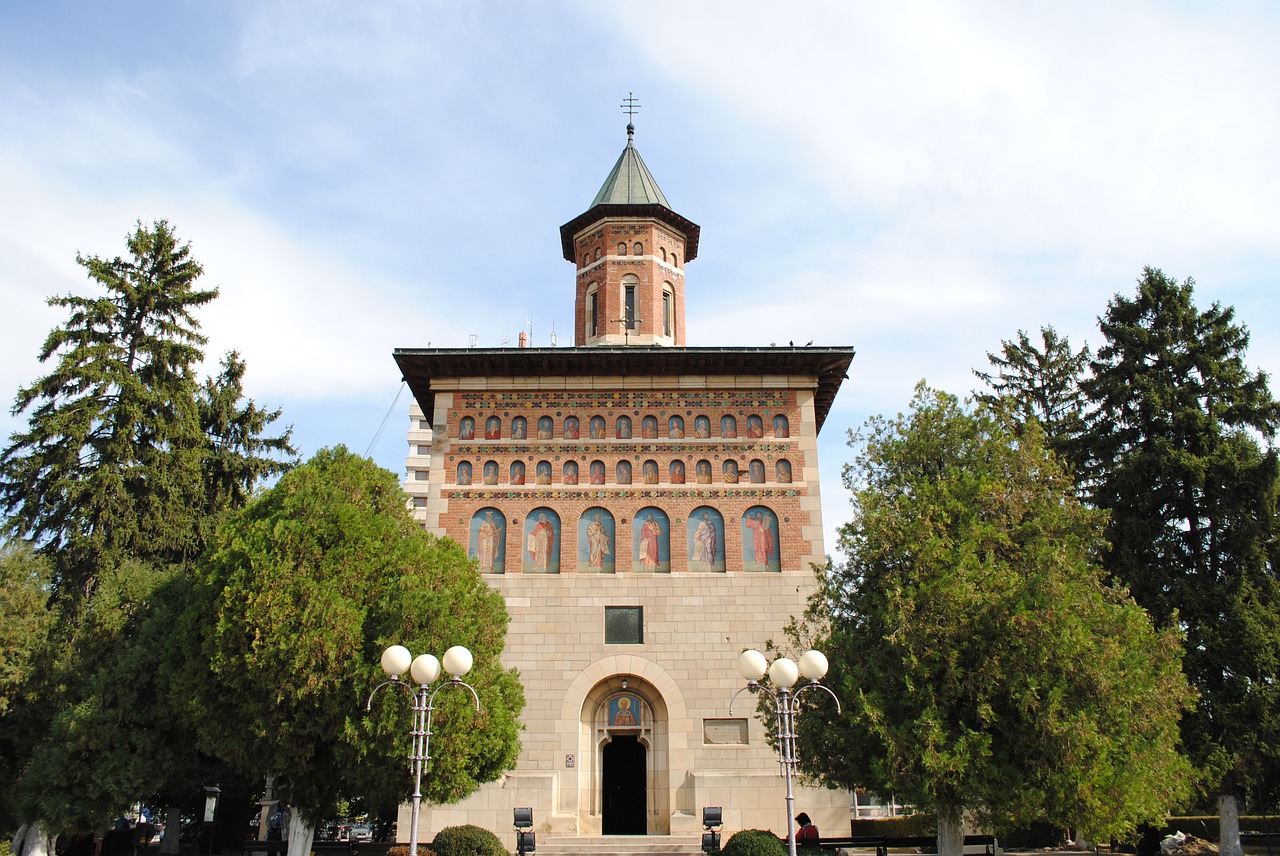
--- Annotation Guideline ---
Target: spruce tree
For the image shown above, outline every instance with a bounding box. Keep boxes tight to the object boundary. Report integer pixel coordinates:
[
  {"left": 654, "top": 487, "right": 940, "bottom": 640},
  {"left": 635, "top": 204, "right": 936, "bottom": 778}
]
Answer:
[
  {"left": 973, "top": 325, "right": 1090, "bottom": 478},
  {"left": 1, "top": 220, "right": 216, "bottom": 599},
  {"left": 1080, "top": 267, "right": 1280, "bottom": 855}
]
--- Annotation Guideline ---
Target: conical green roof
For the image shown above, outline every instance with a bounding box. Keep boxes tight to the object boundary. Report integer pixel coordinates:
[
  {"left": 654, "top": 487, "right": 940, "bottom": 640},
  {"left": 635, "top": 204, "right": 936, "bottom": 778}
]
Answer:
[
  {"left": 590, "top": 128, "right": 671, "bottom": 207},
  {"left": 559, "top": 124, "right": 700, "bottom": 263}
]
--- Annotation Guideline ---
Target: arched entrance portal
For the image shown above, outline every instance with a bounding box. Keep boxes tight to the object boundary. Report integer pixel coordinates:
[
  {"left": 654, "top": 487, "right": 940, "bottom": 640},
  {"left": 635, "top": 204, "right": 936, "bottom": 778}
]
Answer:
[
  {"left": 580, "top": 673, "right": 670, "bottom": 835},
  {"left": 602, "top": 735, "right": 646, "bottom": 834}
]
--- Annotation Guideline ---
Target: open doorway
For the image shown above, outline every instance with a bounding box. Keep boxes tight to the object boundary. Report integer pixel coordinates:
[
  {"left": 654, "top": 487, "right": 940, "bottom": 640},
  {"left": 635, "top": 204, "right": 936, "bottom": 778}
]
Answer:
[{"left": 601, "top": 735, "right": 646, "bottom": 834}]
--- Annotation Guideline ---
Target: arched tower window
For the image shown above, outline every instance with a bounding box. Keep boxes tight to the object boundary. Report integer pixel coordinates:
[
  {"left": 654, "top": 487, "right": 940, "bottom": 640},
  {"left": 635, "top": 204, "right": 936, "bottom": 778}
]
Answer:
[
  {"left": 586, "top": 284, "right": 600, "bottom": 339},
  {"left": 621, "top": 274, "right": 639, "bottom": 329}
]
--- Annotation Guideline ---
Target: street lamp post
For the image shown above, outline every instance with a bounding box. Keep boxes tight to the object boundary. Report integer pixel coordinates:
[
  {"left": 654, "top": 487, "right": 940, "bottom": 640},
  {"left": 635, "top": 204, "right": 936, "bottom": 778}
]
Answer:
[
  {"left": 729, "top": 649, "right": 841, "bottom": 856},
  {"left": 366, "top": 644, "right": 481, "bottom": 856}
]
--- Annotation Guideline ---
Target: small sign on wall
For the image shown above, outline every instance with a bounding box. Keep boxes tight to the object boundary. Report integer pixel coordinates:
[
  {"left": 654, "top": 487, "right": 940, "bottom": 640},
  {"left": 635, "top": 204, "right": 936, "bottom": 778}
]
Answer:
[{"left": 565, "top": 754, "right": 575, "bottom": 768}]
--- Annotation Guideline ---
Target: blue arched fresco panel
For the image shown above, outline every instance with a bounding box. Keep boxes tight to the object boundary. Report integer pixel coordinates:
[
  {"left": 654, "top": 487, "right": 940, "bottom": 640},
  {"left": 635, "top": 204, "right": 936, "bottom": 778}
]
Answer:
[
  {"left": 687, "top": 506, "right": 726, "bottom": 573},
  {"left": 632, "top": 506, "right": 670, "bottom": 573},
  {"left": 469, "top": 508, "right": 506, "bottom": 574},
  {"left": 578, "top": 507, "right": 616, "bottom": 573}
]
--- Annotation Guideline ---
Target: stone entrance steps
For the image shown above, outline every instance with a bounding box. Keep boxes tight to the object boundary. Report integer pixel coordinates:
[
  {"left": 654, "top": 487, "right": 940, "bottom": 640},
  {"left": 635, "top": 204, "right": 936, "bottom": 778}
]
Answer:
[{"left": 536, "top": 834, "right": 705, "bottom": 856}]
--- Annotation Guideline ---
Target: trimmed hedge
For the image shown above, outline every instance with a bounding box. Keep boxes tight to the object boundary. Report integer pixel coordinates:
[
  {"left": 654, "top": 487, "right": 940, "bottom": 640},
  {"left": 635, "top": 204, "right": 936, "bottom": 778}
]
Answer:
[
  {"left": 721, "top": 828, "right": 787, "bottom": 856},
  {"left": 429, "top": 825, "right": 506, "bottom": 856}
]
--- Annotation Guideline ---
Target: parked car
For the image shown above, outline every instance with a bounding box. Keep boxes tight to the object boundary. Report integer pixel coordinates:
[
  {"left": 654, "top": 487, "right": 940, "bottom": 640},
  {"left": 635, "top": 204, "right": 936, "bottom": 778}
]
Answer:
[{"left": 350, "top": 825, "right": 373, "bottom": 843}]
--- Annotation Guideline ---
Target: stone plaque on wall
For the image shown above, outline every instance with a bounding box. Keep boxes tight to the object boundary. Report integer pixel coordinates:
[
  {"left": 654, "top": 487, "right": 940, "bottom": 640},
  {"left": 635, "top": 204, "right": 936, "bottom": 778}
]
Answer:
[{"left": 703, "top": 718, "right": 749, "bottom": 745}]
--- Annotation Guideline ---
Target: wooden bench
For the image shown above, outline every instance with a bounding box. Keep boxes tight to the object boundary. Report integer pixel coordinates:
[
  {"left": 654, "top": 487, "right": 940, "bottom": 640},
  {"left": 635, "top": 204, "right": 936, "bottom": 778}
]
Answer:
[
  {"left": 241, "top": 840, "right": 359, "bottom": 856},
  {"left": 780, "top": 833, "right": 999, "bottom": 855}
]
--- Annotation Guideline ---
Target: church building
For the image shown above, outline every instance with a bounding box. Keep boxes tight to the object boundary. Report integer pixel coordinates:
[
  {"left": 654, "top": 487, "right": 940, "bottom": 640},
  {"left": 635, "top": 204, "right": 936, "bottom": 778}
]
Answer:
[{"left": 393, "top": 120, "right": 855, "bottom": 849}]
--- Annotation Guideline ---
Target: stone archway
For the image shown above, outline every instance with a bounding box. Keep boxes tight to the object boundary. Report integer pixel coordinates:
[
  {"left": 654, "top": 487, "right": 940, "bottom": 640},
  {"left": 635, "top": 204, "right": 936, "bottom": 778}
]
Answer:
[{"left": 561, "top": 657, "right": 689, "bottom": 836}]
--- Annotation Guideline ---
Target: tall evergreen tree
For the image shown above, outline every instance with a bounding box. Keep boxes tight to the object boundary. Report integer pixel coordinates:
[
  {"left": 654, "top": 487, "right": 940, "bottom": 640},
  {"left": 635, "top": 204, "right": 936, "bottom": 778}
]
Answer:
[
  {"left": 0, "top": 220, "right": 216, "bottom": 599},
  {"left": 1080, "top": 267, "right": 1280, "bottom": 856},
  {"left": 973, "top": 325, "right": 1090, "bottom": 477},
  {"left": 796, "top": 386, "right": 1192, "bottom": 856},
  {"left": 0, "top": 221, "right": 295, "bottom": 854}
]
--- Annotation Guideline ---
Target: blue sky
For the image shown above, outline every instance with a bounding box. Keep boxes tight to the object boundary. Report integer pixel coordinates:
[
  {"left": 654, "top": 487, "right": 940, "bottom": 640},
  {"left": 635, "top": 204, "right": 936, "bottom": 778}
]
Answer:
[{"left": 3, "top": 2, "right": 1278, "bottom": 556}]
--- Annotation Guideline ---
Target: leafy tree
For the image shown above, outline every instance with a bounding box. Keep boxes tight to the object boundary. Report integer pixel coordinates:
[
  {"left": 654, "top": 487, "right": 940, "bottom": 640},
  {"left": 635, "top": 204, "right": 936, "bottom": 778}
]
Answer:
[
  {"left": 178, "top": 447, "right": 524, "bottom": 855},
  {"left": 973, "top": 325, "right": 1090, "bottom": 478},
  {"left": 0, "top": 544, "right": 55, "bottom": 833},
  {"left": 1079, "top": 268, "right": 1280, "bottom": 856},
  {"left": 798, "top": 385, "right": 1192, "bottom": 856}
]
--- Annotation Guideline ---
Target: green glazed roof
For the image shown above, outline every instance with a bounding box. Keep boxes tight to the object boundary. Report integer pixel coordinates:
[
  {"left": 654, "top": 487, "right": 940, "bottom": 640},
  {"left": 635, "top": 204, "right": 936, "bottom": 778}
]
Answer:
[
  {"left": 559, "top": 124, "right": 700, "bottom": 262},
  {"left": 589, "top": 126, "right": 671, "bottom": 207}
]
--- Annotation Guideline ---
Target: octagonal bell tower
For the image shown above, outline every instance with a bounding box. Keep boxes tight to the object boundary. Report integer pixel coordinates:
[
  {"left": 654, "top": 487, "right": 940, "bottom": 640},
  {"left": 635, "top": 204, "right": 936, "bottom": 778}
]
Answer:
[{"left": 561, "top": 123, "right": 701, "bottom": 347}]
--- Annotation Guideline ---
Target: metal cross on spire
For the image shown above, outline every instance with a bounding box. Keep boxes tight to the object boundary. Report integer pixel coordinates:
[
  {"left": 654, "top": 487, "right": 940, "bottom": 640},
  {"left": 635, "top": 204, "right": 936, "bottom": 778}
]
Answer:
[{"left": 620, "top": 92, "right": 641, "bottom": 134}]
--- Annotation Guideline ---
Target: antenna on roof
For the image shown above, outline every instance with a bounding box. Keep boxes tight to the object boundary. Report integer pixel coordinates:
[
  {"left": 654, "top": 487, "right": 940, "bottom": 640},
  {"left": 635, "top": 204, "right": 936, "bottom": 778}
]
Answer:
[
  {"left": 550, "top": 322, "right": 558, "bottom": 347},
  {"left": 468, "top": 333, "right": 478, "bottom": 349},
  {"left": 621, "top": 91, "right": 640, "bottom": 136}
]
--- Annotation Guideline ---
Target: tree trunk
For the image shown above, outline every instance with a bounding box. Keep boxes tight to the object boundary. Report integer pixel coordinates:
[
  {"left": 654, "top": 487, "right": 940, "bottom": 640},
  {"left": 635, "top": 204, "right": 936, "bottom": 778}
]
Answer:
[
  {"left": 286, "top": 814, "right": 315, "bottom": 856},
  {"left": 11, "top": 823, "right": 29, "bottom": 856},
  {"left": 1219, "top": 794, "right": 1242, "bottom": 856},
  {"left": 159, "top": 807, "right": 182, "bottom": 855},
  {"left": 937, "top": 804, "right": 965, "bottom": 856},
  {"left": 18, "top": 821, "right": 55, "bottom": 856}
]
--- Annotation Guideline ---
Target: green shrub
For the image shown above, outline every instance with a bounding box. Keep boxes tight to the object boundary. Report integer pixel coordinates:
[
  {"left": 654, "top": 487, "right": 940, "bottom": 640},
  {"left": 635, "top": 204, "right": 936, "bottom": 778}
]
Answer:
[
  {"left": 721, "top": 828, "right": 786, "bottom": 856},
  {"left": 430, "top": 825, "right": 506, "bottom": 856}
]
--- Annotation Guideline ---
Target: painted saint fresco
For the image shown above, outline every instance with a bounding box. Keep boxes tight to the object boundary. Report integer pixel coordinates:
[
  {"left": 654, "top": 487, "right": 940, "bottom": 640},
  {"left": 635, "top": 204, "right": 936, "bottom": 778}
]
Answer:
[
  {"left": 749, "top": 459, "right": 765, "bottom": 484},
  {"left": 578, "top": 508, "right": 616, "bottom": 573},
  {"left": 720, "top": 415, "right": 737, "bottom": 438},
  {"left": 485, "top": 416, "right": 501, "bottom": 439},
  {"left": 590, "top": 416, "right": 606, "bottom": 439},
  {"left": 776, "top": 459, "right": 792, "bottom": 483},
  {"left": 633, "top": 507, "right": 670, "bottom": 573},
  {"left": 563, "top": 461, "right": 579, "bottom": 484},
  {"left": 687, "top": 507, "right": 726, "bottom": 573},
  {"left": 469, "top": 508, "right": 506, "bottom": 574},
  {"left": 746, "top": 415, "right": 764, "bottom": 438},
  {"left": 523, "top": 509, "right": 561, "bottom": 574},
  {"left": 617, "top": 461, "right": 632, "bottom": 484},
  {"left": 564, "top": 416, "right": 580, "bottom": 439},
  {"left": 695, "top": 460, "right": 713, "bottom": 484},
  {"left": 642, "top": 460, "right": 659, "bottom": 484},
  {"left": 510, "top": 461, "right": 525, "bottom": 485},
  {"left": 773, "top": 415, "right": 790, "bottom": 438},
  {"left": 536, "top": 461, "right": 551, "bottom": 484},
  {"left": 616, "top": 416, "right": 632, "bottom": 439},
  {"left": 641, "top": 416, "right": 658, "bottom": 438},
  {"left": 669, "top": 460, "right": 685, "bottom": 484},
  {"left": 538, "top": 416, "right": 554, "bottom": 439},
  {"left": 668, "top": 416, "right": 684, "bottom": 438},
  {"left": 723, "top": 460, "right": 739, "bottom": 484},
  {"left": 590, "top": 460, "right": 606, "bottom": 484},
  {"left": 459, "top": 417, "right": 475, "bottom": 440},
  {"left": 609, "top": 694, "right": 641, "bottom": 727},
  {"left": 511, "top": 417, "right": 527, "bottom": 439},
  {"left": 694, "top": 416, "right": 711, "bottom": 438},
  {"left": 456, "top": 461, "right": 472, "bottom": 485},
  {"left": 483, "top": 461, "right": 499, "bottom": 485},
  {"left": 741, "top": 506, "right": 781, "bottom": 572}
]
